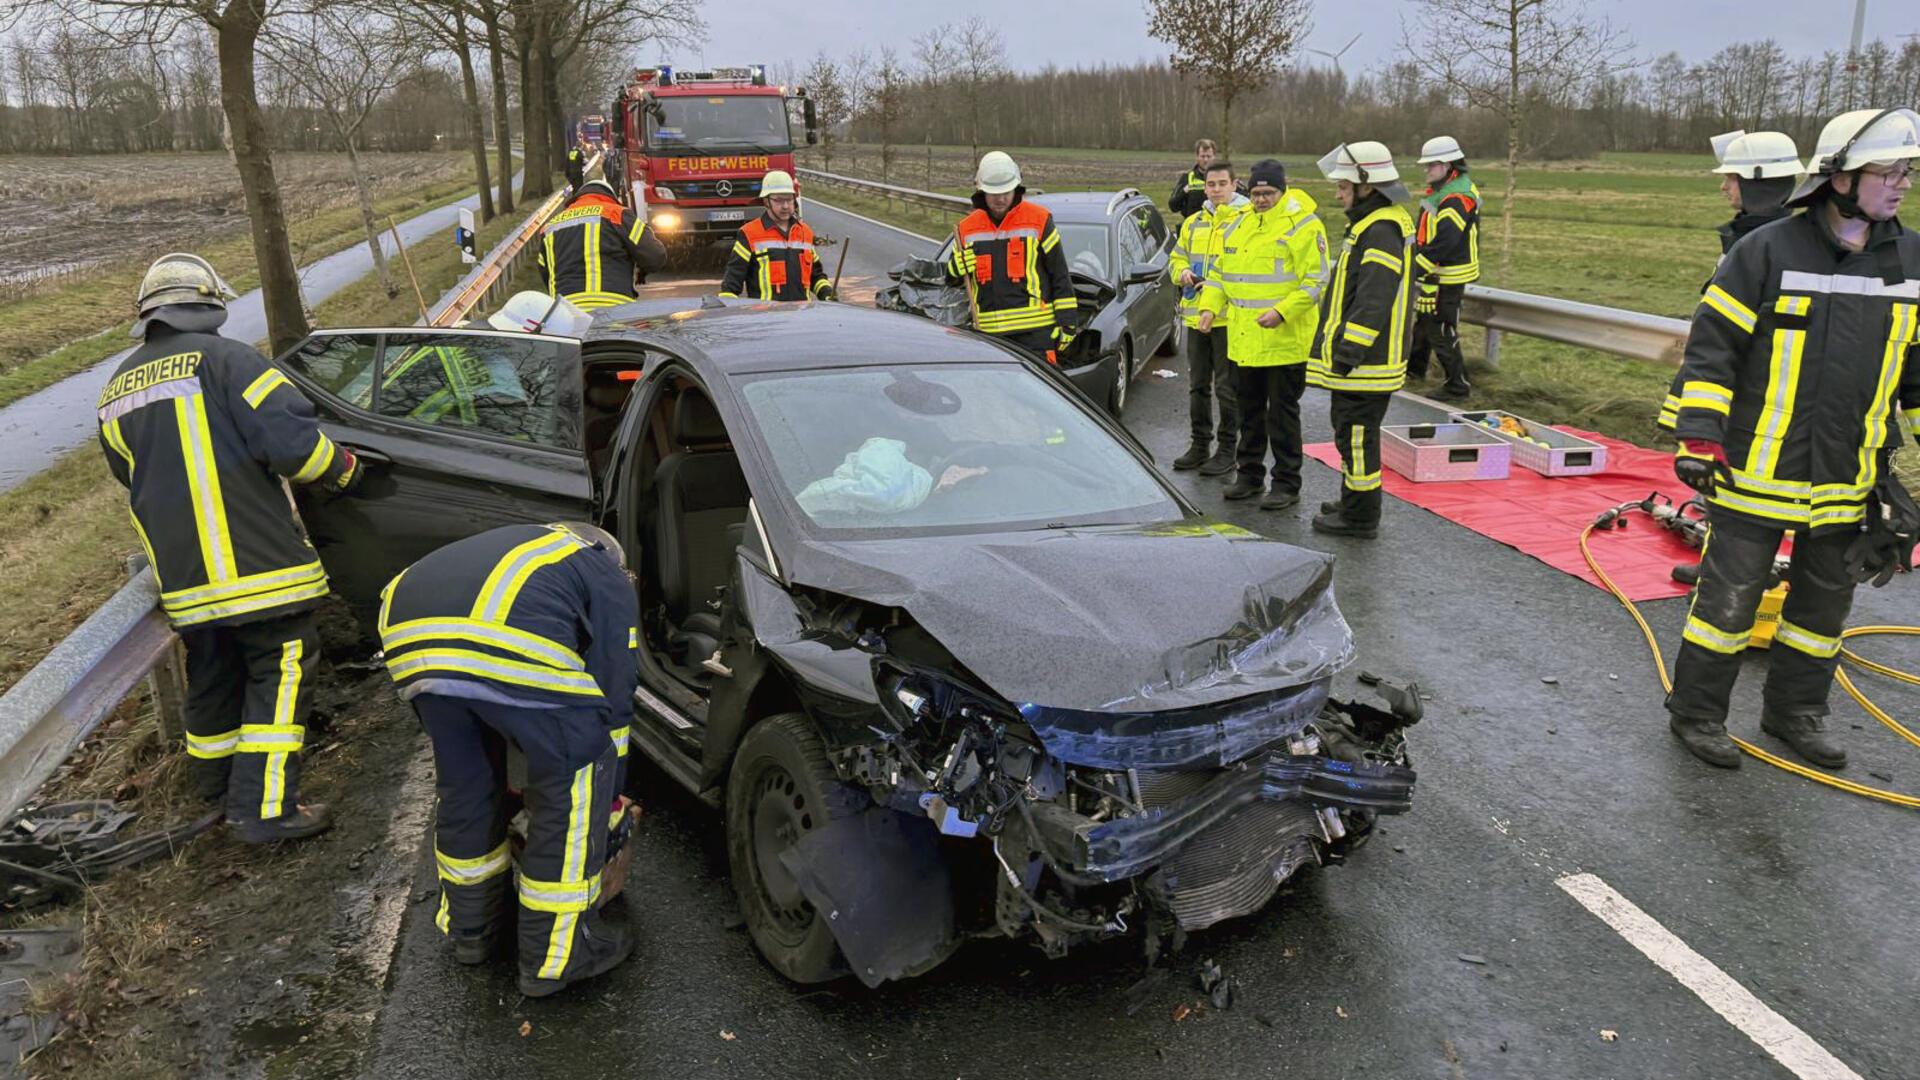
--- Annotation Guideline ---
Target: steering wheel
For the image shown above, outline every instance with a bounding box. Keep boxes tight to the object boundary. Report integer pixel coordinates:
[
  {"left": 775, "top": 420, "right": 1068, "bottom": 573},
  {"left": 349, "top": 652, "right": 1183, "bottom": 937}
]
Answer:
[{"left": 927, "top": 442, "right": 995, "bottom": 481}]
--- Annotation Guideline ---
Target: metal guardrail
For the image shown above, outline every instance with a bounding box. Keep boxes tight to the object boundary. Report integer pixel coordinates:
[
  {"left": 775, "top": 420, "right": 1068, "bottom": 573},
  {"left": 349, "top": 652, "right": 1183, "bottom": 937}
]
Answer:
[
  {"left": 0, "top": 179, "right": 578, "bottom": 824},
  {"left": 797, "top": 167, "right": 1694, "bottom": 369}
]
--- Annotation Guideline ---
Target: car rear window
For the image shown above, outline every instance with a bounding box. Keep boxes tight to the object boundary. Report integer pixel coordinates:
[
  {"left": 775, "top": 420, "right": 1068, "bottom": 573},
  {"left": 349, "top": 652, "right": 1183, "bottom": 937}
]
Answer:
[
  {"left": 736, "top": 363, "right": 1178, "bottom": 535},
  {"left": 374, "top": 332, "right": 581, "bottom": 449}
]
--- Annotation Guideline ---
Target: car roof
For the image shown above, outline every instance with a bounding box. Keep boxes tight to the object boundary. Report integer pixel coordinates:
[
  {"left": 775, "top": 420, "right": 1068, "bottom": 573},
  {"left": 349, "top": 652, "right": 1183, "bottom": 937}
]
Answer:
[
  {"left": 583, "top": 299, "right": 1027, "bottom": 375},
  {"left": 1029, "top": 191, "right": 1151, "bottom": 224}
]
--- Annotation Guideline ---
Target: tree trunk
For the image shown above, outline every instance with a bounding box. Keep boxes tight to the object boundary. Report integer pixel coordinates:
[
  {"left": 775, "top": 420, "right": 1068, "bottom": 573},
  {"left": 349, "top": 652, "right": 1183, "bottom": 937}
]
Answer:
[
  {"left": 1501, "top": 7, "right": 1520, "bottom": 280},
  {"left": 481, "top": 11, "right": 513, "bottom": 214},
  {"left": 1220, "top": 93, "right": 1234, "bottom": 160},
  {"left": 453, "top": 15, "right": 495, "bottom": 222},
  {"left": 213, "top": 1, "right": 307, "bottom": 353},
  {"left": 542, "top": 27, "right": 567, "bottom": 180},
  {"left": 516, "top": 8, "right": 550, "bottom": 198},
  {"left": 342, "top": 135, "right": 395, "bottom": 298}
]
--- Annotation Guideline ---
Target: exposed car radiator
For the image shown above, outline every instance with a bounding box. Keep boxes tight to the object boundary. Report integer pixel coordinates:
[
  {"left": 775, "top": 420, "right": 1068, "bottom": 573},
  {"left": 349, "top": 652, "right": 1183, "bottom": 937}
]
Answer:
[{"left": 1135, "top": 770, "right": 1322, "bottom": 931}]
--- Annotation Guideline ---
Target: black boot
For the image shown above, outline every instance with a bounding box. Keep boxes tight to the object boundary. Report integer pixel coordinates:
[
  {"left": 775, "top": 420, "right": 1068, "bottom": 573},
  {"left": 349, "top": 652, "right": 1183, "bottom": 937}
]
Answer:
[
  {"left": 1760, "top": 712, "right": 1847, "bottom": 769},
  {"left": 1198, "top": 445, "right": 1237, "bottom": 477},
  {"left": 1319, "top": 499, "right": 1342, "bottom": 515},
  {"left": 1671, "top": 561, "right": 1701, "bottom": 586},
  {"left": 231, "top": 802, "right": 333, "bottom": 845},
  {"left": 1260, "top": 488, "right": 1299, "bottom": 511},
  {"left": 1434, "top": 383, "right": 1471, "bottom": 401},
  {"left": 1310, "top": 510, "right": 1378, "bottom": 539},
  {"left": 1669, "top": 715, "right": 1742, "bottom": 768},
  {"left": 1173, "top": 442, "right": 1210, "bottom": 471},
  {"left": 1223, "top": 476, "right": 1264, "bottom": 500},
  {"left": 519, "top": 912, "right": 634, "bottom": 998}
]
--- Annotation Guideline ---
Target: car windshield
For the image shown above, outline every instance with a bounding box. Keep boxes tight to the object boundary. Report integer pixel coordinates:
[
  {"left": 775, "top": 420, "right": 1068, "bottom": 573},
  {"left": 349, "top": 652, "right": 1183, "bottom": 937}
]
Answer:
[
  {"left": 646, "top": 96, "right": 790, "bottom": 152},
  {"left": 1055, "top": 222, "right": 1110, "bottom": 282},
  {"left": 736, "top": 363, "right": 1179, "bottom": 535}
]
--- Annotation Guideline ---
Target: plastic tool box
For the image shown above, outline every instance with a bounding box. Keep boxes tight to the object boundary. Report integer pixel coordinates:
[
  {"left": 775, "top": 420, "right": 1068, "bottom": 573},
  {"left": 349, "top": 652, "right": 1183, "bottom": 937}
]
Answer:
[
  {"left": 1449, "top": 409, "right": 1609, "bottom": 477},
  {"left": 1381, "top": 423, "right": 1511, "bottom": 482}
]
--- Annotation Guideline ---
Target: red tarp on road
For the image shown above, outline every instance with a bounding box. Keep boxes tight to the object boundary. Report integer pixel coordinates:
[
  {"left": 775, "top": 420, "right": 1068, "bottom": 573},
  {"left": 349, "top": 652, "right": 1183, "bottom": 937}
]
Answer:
[{"left": 1305, "top": 426, "right": 1707, "bottom": 601}]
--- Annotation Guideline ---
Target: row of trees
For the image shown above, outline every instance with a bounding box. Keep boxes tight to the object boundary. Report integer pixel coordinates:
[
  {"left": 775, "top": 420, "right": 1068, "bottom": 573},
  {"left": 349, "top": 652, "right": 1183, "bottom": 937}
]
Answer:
[{"left": 0, "top": 0, "right": 700, "bottom": 355}]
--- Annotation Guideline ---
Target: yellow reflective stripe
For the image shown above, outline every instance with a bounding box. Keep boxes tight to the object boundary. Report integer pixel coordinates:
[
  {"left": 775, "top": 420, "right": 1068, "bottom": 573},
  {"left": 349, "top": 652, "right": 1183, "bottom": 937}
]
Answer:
[
  {"left": 385, "top": 649, "right": 604, "bottom": 696},
  {"left": 976, "top": 307, "right": 1056, "bottom": 331},
  {"left": 378, "top": 569, "right": 405, "bottom": 636},
  {"left": 1745, "top": 329, "right": 1805, "bottom": 478},
  {"left": 1726, "top": 467, "right": 1809, "bottom": 498},
  {"left": 436, "top": 892, "right": 450, "bottom": 934},
  {"left": 1040, "top": 230, "right": 1060, "bottom": 253},
  {"left": 583, "top": 220, "right": 602, "bottom": 296},
  {"left": 732, "top": 241, "right": 752, "bottom": 261},
  {"left": 175, "top": 394, "right": 237, "bottom": 582},
  {"left": 518, "top": 871, "right": 601, "bottom": 914},
  {"left": 543, "top": 232, "right": 559, "bottom": 292},
  {"left": 102, "top": 417, "right": 135, "bottom": 475},
  {"left": 1435, "top": 207, "right": 1467, "bottom": 232},
  {"left": 1679, "top": 380, "right": 1732, "bottom": 412},
  {"left": 1360, "top": 248, "right": 1403, "bottom": 274},
  {"left": 242, "top": 367, "right": 291, "bottom": 409},
  {"left": 611, "top": 725, "right": 630, "bottom": 758},
  {"left": 1345, "top": 424, "right": 1381, "bottom": 490},
  {"left": 1342, "top": 322, "right": 1379, "bottom": 346},
  {"left": 628, "top": 218, "right": 646, "bottom": 245},
  {"left": 471, "top": 529, "right": 580, "bottom": 622},
  {"left": 1774, "top": 294, "right": 1811, "bottom": 316},
  {"left": 237, "top": 723, "right": 305, "bottom": 754},
  {"left": 292, "top": 433, "right": 338, "bottom": 484},
  {"left": 257, "top": 640, "right": 303, "bottom": 818},
  {"left": 1700, "top": 285, "right": 1757, "bottom": 333},
  {"left": 161, "top": 560, "right": 328, "bottom": 609},
  {"left": 1905, "top": 406, "right": 1920, "bottom": 437},
  {"left": 166, "top": 578, "right": 331, "bottom": 627},
  {"left": 1847, "top": 310, "right": 1911, "bottom": 498},
  {"left": 1707, "top": 486, "right": 1808, "bottom": 524},
  {"left": 1683, "top": 614, "right": 1750, "bottom": 654},
  {"left": 563, "top": 291, "right": 635, "bottom": 310},
  {"left": 535, "top": 762, "right": 597, "bottom": 979},
  {"left": 1775, "top": 620, "right": 1841, "bottom": 659},
  {"left": 186, "top": 728, "right": 240, "bottom": 759},
  {"left": 438, "top": 841, "right": 512, "bottom": 884},
  {"left": 380, "top": 617, "right": 586, "bottom": 671},
  {"left": 627, "top": 626, "right": 637, "bottom": 649}
]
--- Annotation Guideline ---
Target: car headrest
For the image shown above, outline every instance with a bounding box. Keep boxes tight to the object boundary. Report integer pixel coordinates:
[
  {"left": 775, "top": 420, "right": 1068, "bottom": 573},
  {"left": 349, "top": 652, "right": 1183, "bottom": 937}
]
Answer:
[
  {"left": 671, "top": 391, "right": 729, "bottom": 450},
  {"left": 584, "top": 380, "right": 627, "bottom": 410}
]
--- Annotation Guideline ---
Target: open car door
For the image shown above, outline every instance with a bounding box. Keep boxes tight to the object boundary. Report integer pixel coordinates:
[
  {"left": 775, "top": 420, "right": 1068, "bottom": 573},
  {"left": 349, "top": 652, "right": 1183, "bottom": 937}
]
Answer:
[{"left": 275, "top": 328, "right": 594, "bottom": 617}]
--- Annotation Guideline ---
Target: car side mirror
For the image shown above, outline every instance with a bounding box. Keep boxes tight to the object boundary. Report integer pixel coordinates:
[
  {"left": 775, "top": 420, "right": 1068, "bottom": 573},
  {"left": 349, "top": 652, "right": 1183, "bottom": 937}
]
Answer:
[{"left": 1124, "top": 262, "right": 1162, "bottom": 285}]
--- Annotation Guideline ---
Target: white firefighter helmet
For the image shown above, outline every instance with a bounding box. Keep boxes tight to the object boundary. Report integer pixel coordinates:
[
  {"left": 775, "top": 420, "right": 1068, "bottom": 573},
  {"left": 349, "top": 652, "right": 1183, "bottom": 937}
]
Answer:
[
  {"left": 487, "top": 291, "right": 591, "bottom": 338},
  {"left": 576, "top": 178, "right": 617, "bottom": 200},
  {"left": 1710, "top": 130, "right": 1801, "bottom": 179},
  {"left": 975, "top": 150, "right": 1023, "bottom": 194},
  {"left": 1317, "top": 141, "right": 1401, "bottom": 185},
  {"left": 760, "top": 169, "right": 797, "bottom": 198},
  {"left": 135, "top": 252, "right": 237, "bottom": 315},
  {"left": 1789, "top": 108, "right": 1920, "bottom": 205},
  {"left": 1417, "top": 136, "right": 1465, "bottom": 164}
]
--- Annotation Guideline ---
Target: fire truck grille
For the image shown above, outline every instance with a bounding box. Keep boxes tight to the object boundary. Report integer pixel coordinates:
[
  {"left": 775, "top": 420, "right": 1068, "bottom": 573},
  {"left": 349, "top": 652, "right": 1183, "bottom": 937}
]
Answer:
[{"left": 664, "top": 179, "right": 762, "bottom": 200}]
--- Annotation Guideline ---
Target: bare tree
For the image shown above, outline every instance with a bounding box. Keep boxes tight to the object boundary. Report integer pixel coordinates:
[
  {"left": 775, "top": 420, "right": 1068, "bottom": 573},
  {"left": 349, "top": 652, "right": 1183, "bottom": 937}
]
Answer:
[
  {"left": 1402, "top": 0, "right": 1631, "bottom": 278},
  {"left": 263, "top": 8, "right": 428, "bottom": 298},
  {"left": 953, "top": 15, "right": 1005, "bottom": 159},
  {"left": 1144, "top": 0, "right": 1311, "bottom": 158},
  {"left": 912, "top": 21, "right": 955, "bottom": 187},
  {"left": 801, "top": 52, "right": 847, "bottom": 170},
  {"left": 867, "top": 46, "right": 907, "bottom": 183},
  {"left": 382, "top": 0, "right": 494, "bottom": 221}
]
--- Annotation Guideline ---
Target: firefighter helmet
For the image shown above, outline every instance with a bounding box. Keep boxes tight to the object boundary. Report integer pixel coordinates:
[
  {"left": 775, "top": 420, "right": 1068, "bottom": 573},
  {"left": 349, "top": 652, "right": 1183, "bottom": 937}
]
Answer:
[
  {"left": 1710, "top": 130, "right": 1801, "bottom": 179},
  {"left": 1317, "top": 141, "right": 1401, "bottom": 184},
  {"left": 760, "top": 169, "right": 797, "bottom": 198},
  {"left": 487, "top": 291, "right": 591, "bottom": 338},
  {"left": 135, "top": 252, "right": 236, "bottom": 315},
  {"left": 1789, "top": 108, "right": 1920, "bottom": 206},
  {"left": 1417, "top": 136, "right": 1465, "bottom": 164},
  {"left": 576, "top": 179, "right": 617, "bottom": 200},
  {"left": 975, "top": 151, "right": 1023, "bottom": 195}
]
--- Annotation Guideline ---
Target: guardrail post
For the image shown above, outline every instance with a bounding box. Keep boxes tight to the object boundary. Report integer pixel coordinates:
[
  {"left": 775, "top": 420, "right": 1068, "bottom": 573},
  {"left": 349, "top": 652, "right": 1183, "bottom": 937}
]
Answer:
[
  {"left": 1483, "top": 327, "right": 1502, "bottom": 371},
  {"left": 124, "top": 554, "right": 186, "bottom": 741}
]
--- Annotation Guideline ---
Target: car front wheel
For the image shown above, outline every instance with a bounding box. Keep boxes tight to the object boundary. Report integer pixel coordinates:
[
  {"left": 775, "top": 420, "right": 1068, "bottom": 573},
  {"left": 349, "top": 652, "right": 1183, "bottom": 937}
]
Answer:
[{"left": 725, "top": 712, "right": 865, "bottom": 983}]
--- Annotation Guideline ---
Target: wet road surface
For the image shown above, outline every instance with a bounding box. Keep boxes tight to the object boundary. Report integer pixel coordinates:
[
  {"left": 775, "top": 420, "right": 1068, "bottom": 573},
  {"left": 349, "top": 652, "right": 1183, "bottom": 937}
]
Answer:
[{"left": 359, "top": 199, "right": 1920, "bottom": 1079}]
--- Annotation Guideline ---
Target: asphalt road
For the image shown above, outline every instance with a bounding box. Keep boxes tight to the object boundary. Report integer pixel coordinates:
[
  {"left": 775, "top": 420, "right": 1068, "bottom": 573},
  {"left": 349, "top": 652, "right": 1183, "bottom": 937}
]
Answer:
[{"left": 359, "top": 198, "right": 1920, "bottom": 1080}]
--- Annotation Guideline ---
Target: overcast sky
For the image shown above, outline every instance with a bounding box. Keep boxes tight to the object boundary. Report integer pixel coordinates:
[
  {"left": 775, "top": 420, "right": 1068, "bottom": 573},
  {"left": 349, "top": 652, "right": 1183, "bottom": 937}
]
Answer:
[{"left": 682, "top": 0, "right": 1915, "bottom": 79}]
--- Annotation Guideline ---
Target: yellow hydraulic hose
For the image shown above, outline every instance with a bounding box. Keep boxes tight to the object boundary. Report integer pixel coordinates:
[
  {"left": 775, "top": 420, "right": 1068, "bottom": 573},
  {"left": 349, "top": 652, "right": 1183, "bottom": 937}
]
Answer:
[{"left": 1580, "top": 514, "right": 1920, "bottom": 809}]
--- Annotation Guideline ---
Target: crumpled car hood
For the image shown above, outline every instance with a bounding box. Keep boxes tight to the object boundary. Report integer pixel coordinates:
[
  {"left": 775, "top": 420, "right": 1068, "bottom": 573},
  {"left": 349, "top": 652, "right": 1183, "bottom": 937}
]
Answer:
[{"left": 784, "top": 521, "right": 1354, "bottom": 714}]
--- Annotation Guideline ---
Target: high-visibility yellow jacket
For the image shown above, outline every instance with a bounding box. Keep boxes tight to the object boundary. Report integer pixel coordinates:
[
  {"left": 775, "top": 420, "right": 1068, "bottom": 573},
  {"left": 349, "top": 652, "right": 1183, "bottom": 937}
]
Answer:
[
  {"left": 1196, "top": 189, "right": 1329, "bottom": 367},
  {"left": 1309, "top": 194, "right": 1415, "bottom": 394},
  {"left": 1168, "top": 193, "right": 1249, "bottom": 328}
]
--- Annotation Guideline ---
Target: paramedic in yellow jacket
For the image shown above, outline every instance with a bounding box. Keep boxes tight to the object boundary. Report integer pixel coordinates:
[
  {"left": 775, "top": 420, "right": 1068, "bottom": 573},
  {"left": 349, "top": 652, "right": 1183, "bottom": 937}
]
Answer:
[
  {"left": 1167, "top": 160, "right": 1251, "bottom": 474},
  {"left": 1194, "top": 159, "right": 1329, "bottom": 511}
]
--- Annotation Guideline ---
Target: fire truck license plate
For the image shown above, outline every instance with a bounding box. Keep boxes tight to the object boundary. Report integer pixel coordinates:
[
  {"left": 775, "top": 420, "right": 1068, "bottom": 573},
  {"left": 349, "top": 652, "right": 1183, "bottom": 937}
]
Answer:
[{"left": 711, "top": 210, "right": 746, "bottom": 221}]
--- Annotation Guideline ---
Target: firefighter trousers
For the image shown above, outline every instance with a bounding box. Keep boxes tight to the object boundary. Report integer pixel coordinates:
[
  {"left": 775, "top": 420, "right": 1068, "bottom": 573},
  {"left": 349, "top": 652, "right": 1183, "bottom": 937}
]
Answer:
[
  {"left": 1329, "top": 391, "right": 1391, "bottom": 524},
  {"left": 414, "top": 694, "right": 626, "bottom": 984},
  {"left": 1187, "top": 326, "right": 1239, "bottom": 446},
  {"left": 1233, "top": 362, "right": 1304, "bottom": 491},
  {"left": 1668, "top": 513, "right": 1854, "bottom": 725},
  {"left": 1409, "top": 284, "right": 1470, "bottom": 392},
  {"left": 181, "top": 610, "right": 318, "bottom": 826}
]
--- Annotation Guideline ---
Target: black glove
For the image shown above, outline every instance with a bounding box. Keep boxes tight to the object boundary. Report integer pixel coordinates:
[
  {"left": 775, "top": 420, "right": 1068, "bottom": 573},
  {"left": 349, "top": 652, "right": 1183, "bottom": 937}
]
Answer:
[
  {"left": 1673, "top": 442, "right": 1732, "bottom": 495},
  {"left": 814, "top": 281, "right": 837, "bottom": 302},
  {"left": 1846, "top": 473, "right": 1920, "bottom": 587}
]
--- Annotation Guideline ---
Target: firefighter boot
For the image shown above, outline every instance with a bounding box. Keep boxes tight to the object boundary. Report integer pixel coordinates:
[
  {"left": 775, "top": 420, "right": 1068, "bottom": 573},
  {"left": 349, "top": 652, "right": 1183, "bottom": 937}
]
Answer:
[
  {"left": 1310, "top": 510, "right": 1378, "bottom": 540},
  {"left": 1668, "top": 715, "right": 1741, "bottom": 769},
  {"left": 1198, "top": 444, "right": 1238, "bottom": 477},
  {"left": 231, "top": 802, "right": 334, "bottom": 844},
  {"left": 1223, "top": 476, "right": 1264, "bottom": 500},
  {"left": 1319, "top": 500, "right": 1342, "bottom": 516},
  {"left": 1173, "top": 442, "right": 1211, "bottom": 471},
  {"left": 518, "top": 907, "right": 634, "bottom": 998},
  {"left": 1760, "top": 712, "right": 1847, "bottom": 769}
]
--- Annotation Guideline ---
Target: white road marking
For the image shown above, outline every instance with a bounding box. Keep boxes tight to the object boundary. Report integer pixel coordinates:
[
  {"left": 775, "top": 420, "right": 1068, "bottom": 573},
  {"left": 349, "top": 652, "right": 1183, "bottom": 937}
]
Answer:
[{"left": 1555, "top": 872, "right": 1863, "bottom": 1080}]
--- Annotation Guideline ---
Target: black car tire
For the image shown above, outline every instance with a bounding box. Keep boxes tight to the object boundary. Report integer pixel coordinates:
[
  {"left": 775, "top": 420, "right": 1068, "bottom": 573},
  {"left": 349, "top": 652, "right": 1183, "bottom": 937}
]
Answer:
[
  {"left": 725, "top": 712, "right": 866, "bottom": 984},
  {"left": 1108, "top": 337, "right": 1133, "bottom": 417}
]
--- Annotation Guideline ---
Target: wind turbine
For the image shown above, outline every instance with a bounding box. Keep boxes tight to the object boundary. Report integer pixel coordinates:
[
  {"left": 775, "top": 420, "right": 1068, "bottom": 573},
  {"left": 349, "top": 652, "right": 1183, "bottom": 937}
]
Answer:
[{"left": 1309, "top": 33, "right": 1363, "bottom": 79}]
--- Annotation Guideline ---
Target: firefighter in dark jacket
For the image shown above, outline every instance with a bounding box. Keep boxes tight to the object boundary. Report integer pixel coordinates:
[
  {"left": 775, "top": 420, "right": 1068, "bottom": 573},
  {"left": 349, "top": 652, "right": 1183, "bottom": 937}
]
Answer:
[
  {"left": 380, "top": 523, "right": 639, "bottom": 997},
  {"left": 1168, "top": 138, "right": 1216, "bottom": 218},
  {"left": 718, "top": 169, "right": 836, "bottom": 301},
  {"left": 946, "top": 151, "right": 1080, "bottom": 364},
  {"left": 565, "top": 145, "right": 586, "bottom": 192},
  {"left": 1408, "top": 136, "right": 1479, "bottom": 400},
  {"left": 1665, "top": 107, "right": 1920, "bottom": 771},
  {"left": 1658, "top": 130, "right": 1803, "bottom": 432},
  {"left": 96, "top": 254, "right": 363, "bottom": 844},
  {"left": 1308, "top": 141, "right": 1416, "bottom": 540},
  {"left": 539, "top": 179, "right": 667, "bottom": 310}
]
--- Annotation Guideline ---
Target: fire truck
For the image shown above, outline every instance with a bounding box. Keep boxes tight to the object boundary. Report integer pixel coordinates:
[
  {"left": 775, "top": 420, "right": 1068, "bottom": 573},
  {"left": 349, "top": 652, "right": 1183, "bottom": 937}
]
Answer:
[
  {"left": 575, "top": 113, "right": 607, "bottom": 149},
  {"left": 609, "top": 65, "right": 816, "bottom": 249}
]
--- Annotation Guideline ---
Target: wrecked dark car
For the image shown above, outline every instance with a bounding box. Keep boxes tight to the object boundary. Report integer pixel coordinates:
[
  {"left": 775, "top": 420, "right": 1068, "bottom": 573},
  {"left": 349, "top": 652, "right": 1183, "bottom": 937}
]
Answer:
[
  {"left": 875, "top": 189, "right": 1180, "bottom": 417},
  {"left": 275, "top": 300, "right": 1418, "bottom": 986}
]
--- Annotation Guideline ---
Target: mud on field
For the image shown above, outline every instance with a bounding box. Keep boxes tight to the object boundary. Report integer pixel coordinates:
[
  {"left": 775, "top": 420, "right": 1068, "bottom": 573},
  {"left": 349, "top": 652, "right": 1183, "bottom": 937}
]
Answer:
[{"left": 0, "top": 152, "right": 473, "bottom": 299}]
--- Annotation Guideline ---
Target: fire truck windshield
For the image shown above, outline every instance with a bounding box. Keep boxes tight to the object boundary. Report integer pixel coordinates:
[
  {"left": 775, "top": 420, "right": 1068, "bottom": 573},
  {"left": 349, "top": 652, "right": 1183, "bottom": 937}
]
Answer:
[{"left": 646, "top": 96, "right": 791, "bottom": 153}]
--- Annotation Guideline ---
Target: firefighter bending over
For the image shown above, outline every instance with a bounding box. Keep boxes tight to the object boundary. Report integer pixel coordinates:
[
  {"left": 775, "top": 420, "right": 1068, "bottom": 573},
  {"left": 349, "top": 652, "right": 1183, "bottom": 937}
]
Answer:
[
  {"left": 96, "top": 254, "right": 365, "bottom": 844},
  {"left": 718, "top": 170, "right": 836, "bottom": 301},
  {"left": 946, "top": 151, "right": 1081, "bottom": 364},
  {"left": 539, "top": 178, "right": 666, "bottom": 310}
]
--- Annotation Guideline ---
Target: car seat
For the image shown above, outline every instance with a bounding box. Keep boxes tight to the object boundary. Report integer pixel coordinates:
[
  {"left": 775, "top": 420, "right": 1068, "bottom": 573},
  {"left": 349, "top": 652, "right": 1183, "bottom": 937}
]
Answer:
[{"left": 653, "top": 390, "right": 749, "bottom": 666}]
